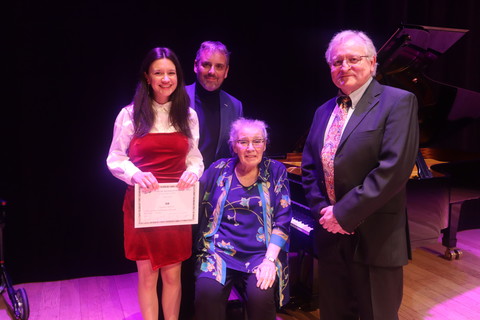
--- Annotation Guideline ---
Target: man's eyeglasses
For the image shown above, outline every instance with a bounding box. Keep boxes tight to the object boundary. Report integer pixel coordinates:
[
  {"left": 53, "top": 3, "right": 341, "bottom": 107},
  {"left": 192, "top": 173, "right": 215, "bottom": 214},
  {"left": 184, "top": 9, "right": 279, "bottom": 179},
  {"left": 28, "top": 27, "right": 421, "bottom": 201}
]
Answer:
[
  {"left": 236, "top": 139, "right": 265, "bottom": 148},
  {"left": 330, "top": 55, "right": 369, "bottom": 67}
]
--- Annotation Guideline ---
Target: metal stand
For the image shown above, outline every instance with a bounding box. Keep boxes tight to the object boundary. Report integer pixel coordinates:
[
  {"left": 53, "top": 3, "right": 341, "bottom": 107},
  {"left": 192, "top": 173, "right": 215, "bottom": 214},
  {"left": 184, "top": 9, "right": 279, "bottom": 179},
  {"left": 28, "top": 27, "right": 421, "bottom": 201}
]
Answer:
[{"left": 0, "top": 199, "right": 29, "bottom": 320}]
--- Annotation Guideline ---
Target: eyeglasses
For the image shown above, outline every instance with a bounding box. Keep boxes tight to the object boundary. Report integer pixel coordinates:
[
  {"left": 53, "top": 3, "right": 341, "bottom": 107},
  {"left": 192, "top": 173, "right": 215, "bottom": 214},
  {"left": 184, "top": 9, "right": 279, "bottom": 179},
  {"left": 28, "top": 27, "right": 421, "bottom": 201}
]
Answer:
[
  {"left": 330, "top": 55, "right": 369, "bottom": 67},
  {"left": 235, "top": 139, "right": 265, "bottom": 148}
]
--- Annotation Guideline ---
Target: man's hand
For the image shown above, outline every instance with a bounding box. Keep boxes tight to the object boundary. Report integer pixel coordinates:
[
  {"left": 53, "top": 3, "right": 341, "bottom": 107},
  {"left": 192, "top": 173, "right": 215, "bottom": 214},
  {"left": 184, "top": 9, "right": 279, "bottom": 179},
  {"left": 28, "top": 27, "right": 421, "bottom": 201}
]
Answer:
[{"left": 319, "top": 206, "right": 352, "bottom": 234}]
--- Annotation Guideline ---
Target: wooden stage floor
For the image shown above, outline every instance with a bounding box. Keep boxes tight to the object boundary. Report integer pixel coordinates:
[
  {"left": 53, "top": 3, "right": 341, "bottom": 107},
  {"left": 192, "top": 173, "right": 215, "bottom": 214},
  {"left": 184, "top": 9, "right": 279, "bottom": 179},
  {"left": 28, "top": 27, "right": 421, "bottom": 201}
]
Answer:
[{"left": 2, "top": 229, "right": 480, "bottom": 320}]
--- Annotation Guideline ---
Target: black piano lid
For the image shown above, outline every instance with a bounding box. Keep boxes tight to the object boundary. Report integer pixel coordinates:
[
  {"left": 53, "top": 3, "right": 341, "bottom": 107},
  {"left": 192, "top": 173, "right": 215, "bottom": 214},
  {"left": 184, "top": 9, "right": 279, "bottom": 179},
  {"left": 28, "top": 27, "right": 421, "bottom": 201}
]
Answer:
[
  {"left": 376, "top": 24, "right": 480, "bottom": 148},
  {"left": 377, "top": 23, "right": 469, "bottom": 73}
]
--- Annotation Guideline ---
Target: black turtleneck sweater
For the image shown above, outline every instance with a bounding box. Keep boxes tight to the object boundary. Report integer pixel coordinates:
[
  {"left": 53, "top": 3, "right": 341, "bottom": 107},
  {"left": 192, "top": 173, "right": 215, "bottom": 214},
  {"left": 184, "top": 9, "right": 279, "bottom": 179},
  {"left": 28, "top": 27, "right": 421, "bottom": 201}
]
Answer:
[{"left": 194, "top": 82, "right": 221, "bottom": 169}]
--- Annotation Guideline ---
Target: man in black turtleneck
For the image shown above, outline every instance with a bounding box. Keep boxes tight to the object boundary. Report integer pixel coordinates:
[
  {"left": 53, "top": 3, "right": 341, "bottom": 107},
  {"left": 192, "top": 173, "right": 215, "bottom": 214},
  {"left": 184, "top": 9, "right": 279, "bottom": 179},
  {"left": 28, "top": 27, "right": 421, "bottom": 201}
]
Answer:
[
  {"left": 183, "top": 41, "right": 243, "bottom": 319},
  {"left": 186, "top": 41, "right": 243, "bottom": 169}
]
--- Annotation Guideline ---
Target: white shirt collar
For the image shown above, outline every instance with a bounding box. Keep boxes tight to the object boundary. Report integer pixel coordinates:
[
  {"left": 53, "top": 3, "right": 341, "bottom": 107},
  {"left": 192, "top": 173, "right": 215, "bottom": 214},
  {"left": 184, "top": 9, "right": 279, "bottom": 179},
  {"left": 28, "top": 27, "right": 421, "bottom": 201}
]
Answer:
[
  {"left": 344, "top": 77, "right": 373, "bottom": 109},
  {"left": 152, "top": 100, "right": 172, "bottom": 113}
]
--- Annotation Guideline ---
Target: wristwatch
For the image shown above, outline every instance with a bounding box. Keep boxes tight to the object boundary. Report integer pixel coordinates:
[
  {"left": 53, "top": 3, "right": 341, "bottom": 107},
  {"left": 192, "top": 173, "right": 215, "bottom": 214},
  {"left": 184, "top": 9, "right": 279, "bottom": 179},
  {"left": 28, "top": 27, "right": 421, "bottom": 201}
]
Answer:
[{"left": 264, "top": 255, "right": 276, "bottom": 263}]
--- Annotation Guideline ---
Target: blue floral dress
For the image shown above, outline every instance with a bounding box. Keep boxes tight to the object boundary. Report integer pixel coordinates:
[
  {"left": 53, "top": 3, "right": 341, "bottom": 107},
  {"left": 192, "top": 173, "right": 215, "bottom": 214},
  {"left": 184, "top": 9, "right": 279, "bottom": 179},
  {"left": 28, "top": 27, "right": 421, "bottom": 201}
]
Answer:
[{"left": 195, "top": 157, "right": 292, "bottom": 306}]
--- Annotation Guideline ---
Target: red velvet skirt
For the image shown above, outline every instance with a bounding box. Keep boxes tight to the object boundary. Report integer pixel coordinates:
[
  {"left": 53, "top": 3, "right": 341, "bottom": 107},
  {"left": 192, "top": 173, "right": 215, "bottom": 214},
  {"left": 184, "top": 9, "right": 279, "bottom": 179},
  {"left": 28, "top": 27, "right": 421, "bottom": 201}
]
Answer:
[{"left": 122, "top": 132, "right": 192, "bottom": 269}]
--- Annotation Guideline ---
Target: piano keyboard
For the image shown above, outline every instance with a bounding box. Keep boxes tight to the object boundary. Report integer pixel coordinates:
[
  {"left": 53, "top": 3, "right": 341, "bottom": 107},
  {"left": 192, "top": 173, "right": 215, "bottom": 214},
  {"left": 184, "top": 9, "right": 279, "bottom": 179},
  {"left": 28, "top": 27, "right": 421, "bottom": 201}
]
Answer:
[{"left": 290, "top": 201, "right": 314, "bottom": 235}]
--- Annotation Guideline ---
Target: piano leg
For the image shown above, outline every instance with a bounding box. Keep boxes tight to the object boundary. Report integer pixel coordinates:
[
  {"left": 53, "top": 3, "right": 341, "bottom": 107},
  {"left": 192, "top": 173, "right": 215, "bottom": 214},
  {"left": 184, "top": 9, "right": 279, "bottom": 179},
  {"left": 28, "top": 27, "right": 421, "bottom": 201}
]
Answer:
[
  {"left": 442, "top": 202, "right": 463, "bottom": 260},
  {"left": 441, "top": 186, "right": 480, "bottom": 260},
  {"left": 286, "top": 250, "right": 319, "bottom": 311},
  {"left": 431, "top": 160, "right": 480, "bottom": 260}
]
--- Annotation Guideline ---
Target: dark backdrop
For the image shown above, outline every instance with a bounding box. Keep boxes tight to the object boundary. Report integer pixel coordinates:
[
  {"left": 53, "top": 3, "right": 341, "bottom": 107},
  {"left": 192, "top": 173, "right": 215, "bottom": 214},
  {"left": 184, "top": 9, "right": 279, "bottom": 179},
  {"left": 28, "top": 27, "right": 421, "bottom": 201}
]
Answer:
[{"left": 3, "top": 0, "right": 479, "bottom": 284}]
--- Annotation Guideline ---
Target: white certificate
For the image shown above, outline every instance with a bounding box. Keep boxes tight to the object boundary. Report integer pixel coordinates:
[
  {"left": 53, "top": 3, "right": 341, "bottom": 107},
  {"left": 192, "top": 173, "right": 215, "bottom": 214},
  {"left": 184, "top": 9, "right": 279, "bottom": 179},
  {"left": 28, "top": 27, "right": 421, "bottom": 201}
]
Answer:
[{"left": 134, "top": 182, "right": 199, "bottom": 228}]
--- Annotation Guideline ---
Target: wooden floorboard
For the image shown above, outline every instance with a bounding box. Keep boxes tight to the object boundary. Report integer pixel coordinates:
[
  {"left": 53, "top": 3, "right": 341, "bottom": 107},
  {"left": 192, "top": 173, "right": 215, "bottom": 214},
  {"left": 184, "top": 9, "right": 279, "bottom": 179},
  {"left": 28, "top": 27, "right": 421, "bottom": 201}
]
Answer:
[{"left": 1, "top": 229, "right": 479, "bottom": 320}]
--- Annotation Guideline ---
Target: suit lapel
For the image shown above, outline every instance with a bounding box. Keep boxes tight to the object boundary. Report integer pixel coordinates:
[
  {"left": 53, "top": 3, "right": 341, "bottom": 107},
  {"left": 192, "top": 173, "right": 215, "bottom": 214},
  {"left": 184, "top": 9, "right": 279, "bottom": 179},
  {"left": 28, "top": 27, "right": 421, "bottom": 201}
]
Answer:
[
  {"left": 339, "top": 80, "right": 383, "bottom": 146},
  {"left": 217, "top": 91, "right": 230, "bottom": 156},
  {"left": 186, "top": 84, "right": 196, "bottom": 110}
]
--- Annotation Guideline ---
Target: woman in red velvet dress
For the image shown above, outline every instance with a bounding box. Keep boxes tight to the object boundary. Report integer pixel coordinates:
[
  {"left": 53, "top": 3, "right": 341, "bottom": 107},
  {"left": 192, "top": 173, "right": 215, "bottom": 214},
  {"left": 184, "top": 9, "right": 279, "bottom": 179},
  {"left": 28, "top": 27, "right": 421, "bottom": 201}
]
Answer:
[{"left": 107, "top": 47, "right": 203, "bottom": 320}]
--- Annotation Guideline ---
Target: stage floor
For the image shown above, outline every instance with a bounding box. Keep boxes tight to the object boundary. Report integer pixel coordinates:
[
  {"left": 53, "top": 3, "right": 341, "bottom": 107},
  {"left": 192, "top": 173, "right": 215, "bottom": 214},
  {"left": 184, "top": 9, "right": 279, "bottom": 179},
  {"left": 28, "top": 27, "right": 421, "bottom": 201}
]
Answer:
[{"left": 2, "top": 229, "right": 480, "bottom": 320}]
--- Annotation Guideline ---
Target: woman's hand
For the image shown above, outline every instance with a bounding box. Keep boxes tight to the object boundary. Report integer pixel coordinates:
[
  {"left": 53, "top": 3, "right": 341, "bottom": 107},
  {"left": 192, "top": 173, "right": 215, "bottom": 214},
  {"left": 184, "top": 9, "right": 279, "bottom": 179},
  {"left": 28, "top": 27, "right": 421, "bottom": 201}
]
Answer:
[
  {"left": 177, "top": 171, "right": 198, "bottom": 190},
  {"left": 255, "top": 259, "right": 277, "bottom": 290},
  {"left": 132, "top": 171, "right": 159, "bottom": 192}
]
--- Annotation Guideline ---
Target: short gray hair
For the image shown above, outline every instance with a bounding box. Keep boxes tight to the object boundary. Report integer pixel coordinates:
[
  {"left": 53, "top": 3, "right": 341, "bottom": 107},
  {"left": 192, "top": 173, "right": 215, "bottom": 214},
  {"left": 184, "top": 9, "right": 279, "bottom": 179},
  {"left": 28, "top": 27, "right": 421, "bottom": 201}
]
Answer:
[
  {"left": 325, "top": 30, "right": 377, "bottom": 75},
  {"left": 228, "top": 117, "right": 268, "bottom": 150},
  {"left": 195, "top": 41, "right": 231, "bottom": 65}
]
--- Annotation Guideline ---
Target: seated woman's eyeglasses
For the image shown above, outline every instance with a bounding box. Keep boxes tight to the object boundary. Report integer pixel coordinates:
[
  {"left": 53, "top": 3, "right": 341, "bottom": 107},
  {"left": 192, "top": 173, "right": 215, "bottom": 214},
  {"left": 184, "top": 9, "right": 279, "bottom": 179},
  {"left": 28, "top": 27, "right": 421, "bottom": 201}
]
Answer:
[
  {"left": 331, "top": 55, "right": 369, "bottom": 67},
  {"left": 236, "top": 139, "right": 265, "bottom": 148}
]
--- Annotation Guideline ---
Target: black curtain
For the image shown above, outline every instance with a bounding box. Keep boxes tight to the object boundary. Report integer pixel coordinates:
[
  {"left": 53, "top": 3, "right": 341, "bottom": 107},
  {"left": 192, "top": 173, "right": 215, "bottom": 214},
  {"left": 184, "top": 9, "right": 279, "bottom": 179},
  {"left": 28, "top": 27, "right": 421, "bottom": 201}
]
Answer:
[{"left": 3, "top": 0, "right": 479, "bottom": 283}]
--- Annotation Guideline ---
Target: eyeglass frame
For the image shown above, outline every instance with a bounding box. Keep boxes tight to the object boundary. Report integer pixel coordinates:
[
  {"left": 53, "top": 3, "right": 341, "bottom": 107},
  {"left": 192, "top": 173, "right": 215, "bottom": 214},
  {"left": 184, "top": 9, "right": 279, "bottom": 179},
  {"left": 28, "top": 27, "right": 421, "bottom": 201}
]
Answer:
[
  {"left": 235, "top": 138, "right": 266, "bottom": 148},
  {"left": 330, "top": 55, "right": 370, "bottom": 68}
]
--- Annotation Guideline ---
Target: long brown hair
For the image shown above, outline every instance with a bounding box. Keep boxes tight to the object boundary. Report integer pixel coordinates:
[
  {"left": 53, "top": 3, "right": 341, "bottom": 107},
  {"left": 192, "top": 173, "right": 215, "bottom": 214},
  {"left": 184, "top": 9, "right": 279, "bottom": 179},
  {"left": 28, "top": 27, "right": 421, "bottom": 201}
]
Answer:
[{"left": 132, "top": 47, "right": 191, "bottom": 138}]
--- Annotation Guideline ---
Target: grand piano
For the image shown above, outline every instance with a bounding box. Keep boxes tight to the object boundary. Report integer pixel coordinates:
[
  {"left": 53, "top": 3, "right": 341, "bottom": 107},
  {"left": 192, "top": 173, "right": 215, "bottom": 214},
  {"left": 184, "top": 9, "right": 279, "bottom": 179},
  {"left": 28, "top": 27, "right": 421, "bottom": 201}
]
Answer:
[
  {"left": 282, "top": 24, "right": 480, "bottom": 309},
  {"left": 376, "top": 24, "right": 480, "bottom": 259}
]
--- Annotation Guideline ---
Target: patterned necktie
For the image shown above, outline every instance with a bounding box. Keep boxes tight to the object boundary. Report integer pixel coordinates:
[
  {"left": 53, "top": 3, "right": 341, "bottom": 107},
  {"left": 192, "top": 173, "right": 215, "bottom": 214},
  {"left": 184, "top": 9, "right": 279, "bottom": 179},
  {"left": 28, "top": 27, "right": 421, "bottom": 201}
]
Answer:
[{"left": 321, "top": 95, "right": 352, "bottom": 203}]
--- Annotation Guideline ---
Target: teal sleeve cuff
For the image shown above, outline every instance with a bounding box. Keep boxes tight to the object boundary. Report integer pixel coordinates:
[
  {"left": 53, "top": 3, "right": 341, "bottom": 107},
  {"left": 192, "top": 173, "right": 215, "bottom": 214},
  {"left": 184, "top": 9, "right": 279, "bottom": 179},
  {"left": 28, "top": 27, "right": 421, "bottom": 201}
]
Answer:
[{"left": 270, "top": 233, "right": 287, "bottom": 249}]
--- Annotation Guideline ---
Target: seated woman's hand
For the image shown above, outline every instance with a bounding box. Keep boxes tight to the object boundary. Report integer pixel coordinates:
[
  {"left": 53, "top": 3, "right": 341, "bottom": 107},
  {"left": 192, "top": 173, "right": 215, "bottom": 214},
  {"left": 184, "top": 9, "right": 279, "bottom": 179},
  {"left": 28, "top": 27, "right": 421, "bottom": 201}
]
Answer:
[
  {"left": 177, "top": 171, "right": 198, "bottom": 190},
  {"left": 255, "top": 259, "right": 277, "bottom": 290},
  {"left": 132, "top": 171, "right": 159, "bottom": 192}
]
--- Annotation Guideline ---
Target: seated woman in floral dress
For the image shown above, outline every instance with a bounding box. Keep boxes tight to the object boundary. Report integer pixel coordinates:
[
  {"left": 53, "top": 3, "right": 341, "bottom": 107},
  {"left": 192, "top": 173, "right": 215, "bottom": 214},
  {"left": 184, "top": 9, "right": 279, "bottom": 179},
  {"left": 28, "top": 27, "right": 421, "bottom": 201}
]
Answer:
[{"left": 194, "top": 117, "right": 292, "bottom": 320}]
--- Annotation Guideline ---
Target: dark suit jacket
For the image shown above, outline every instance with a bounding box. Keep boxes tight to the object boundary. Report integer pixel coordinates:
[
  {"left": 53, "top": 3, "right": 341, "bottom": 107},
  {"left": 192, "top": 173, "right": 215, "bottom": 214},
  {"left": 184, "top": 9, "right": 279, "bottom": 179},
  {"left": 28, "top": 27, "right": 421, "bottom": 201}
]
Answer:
[
  {"left": 185, "top": 83, "right": 243, "bottom": 161},
  {"left": 301, "top": 79, "right": 419, "bottom": 267}
]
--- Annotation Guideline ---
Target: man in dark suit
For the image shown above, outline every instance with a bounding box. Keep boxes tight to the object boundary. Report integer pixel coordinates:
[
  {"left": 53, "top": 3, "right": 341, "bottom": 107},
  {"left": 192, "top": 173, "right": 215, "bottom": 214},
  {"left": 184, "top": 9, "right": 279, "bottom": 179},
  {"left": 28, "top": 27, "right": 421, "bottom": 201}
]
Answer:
[
  {"left": 186, "top": 41, "right": 243, "bottom": 169},
  {"left": 183, "top": 41, "right": 243, "bottom": 320},
  {"left": 301, "top": 30, "right": 419, "bottom": 319}
]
